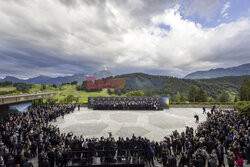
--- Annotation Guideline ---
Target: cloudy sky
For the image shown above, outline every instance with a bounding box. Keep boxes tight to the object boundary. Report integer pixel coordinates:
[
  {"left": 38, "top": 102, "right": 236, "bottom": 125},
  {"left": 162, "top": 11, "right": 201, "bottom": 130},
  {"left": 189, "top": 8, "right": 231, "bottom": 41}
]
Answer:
[{"left": 0, "top": 0, "right": 250, "bottom": 79}]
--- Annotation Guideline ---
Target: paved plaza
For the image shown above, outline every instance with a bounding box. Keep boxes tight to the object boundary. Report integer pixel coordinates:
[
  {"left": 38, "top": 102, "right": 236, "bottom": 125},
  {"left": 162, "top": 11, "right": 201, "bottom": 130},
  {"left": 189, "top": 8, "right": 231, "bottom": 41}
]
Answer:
[{"left": 50, "top": 107, "right": 207, "bottom": 141}]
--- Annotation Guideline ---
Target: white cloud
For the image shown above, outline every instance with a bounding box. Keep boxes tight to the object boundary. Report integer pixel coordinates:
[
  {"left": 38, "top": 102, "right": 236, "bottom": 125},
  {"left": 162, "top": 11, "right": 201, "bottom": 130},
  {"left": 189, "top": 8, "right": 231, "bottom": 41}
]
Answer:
[
  {"left": 0, "top": 0, "right": 249, "bottom": 78},
  {"left": 221, "top": 2, "right": 231, "bottom": 19},
  {"left": 185, "top": 0, "right": 219, "bottom": 21},
  {"left": 223, "top": 13, "right": 229, "bottom": 18},
  {"left": 221, "top": 2, "right": 231, "bottom": 14}
]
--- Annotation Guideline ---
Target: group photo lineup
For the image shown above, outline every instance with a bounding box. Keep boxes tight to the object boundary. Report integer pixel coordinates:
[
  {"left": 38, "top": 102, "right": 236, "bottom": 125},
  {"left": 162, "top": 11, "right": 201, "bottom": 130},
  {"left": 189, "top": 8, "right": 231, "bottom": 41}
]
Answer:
[{"left": 0, "top": 0, "right": 249, "bottom": 167}]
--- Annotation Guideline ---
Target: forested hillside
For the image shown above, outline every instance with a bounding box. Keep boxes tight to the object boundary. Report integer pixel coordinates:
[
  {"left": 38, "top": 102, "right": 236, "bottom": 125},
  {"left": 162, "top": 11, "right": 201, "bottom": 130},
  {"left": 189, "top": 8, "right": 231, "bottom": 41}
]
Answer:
[
  {"left": 77, "top": 73, "right": 250, "bottom": 100},
  {"left": 1, "top": 74, "right": 249, "bottom": 103}
]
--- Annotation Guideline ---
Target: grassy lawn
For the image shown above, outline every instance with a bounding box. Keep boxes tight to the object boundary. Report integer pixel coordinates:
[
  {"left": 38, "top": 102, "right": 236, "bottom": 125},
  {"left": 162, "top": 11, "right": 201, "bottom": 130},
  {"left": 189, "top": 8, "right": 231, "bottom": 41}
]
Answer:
[
  {"left": 38, "top": 84, "right": 114, "bottom": 103},
  {"left": 0, "top": 86, "right": 16, "bottom": 91},
  {"left": 0, "top": 84, "right": 119, "bottom": 103}
]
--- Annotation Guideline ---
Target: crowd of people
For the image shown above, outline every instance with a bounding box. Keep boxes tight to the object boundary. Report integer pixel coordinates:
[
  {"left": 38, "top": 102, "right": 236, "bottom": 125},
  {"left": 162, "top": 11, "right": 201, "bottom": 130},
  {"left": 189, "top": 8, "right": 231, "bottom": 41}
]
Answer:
[
  {"left": 93, "top": 101, "right": 162, "bottom": 110},
  {"left": 0, "top": 103, "right": 249, "bottom": 167}
]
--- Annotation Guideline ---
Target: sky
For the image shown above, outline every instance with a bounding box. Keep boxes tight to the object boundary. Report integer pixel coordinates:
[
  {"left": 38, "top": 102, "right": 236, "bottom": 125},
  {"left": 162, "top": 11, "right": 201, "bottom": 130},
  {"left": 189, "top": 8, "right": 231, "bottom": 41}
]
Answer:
[{"left": 0, "top": 0, "right": 250, "bottom": 79}]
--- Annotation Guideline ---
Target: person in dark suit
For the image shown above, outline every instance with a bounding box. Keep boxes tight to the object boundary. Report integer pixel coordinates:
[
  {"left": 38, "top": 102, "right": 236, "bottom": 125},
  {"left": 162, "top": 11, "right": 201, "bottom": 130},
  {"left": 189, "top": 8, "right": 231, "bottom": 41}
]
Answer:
[
  {"left": 5, "top": 155, "right": 15, "bottom": 167},
  {"left": 47, "top": 149, "right": 55, "bottom": 167},
  {"left": 203, "top": 107, "right": 206, "bottom": 114},
  {"left": 169, "top": 154, "right": 177, "bottom": 167}
]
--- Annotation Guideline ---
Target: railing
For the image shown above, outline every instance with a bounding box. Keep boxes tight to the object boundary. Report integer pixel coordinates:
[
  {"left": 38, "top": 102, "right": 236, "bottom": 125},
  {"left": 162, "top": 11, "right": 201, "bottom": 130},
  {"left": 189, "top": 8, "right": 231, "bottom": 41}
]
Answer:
[
  {"left": 0, "top": 93, "right": 56, "bottom": 105},
  {"left": 65, "top": 149, "right": 146, "bottom": 167}
]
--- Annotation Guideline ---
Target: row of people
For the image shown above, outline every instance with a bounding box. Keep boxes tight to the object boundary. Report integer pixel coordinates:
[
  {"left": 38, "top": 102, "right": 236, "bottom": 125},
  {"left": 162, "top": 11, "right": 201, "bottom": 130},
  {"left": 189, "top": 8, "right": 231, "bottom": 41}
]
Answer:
[{"left": 93, "top": 101, "right": 161, "bottom": 110}]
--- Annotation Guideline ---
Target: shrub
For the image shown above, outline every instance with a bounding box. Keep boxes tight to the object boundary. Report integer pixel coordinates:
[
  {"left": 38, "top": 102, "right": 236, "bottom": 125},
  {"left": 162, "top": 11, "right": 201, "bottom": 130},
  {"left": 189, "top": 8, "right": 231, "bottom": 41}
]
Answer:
[
  {"left": 64, "top": 95, "right": 79, "bottom": 103},
  {"left": 0, "top": 90, "right": 17, "bottom": 95},
  {"left": 46, "top": 98, "right": 58, "bottom": 105},
  {"left": 236, "top": 101, "right": 250, "bottom": 116}
]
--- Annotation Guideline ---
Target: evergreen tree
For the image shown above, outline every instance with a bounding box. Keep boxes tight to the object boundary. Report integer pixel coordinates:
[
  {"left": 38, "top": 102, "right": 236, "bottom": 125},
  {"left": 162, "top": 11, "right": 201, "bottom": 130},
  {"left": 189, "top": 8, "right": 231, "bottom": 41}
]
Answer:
[
  {"left": 208, "top": 97, "right": 215, "bottom": 102},
  {"left": 121, "top": 88, "right": 127, "bottom": 94},
  {"left": 107, "top": 89, "right": 112, "bottom": 95},
  {"left": 114, "top": 89, "right": 119, "bottom": 95},
  {"left": 14, "top": 83, "right": 32, "bottom": 93},
  {"left": 175, "top": 92, "right": 181, "bottom": 102},
  {"left": 117, "top": 90, "right": 122, "bottom": 96},
  {"left": 71, "top": 81, "right": 77, "bottom": 85},
  {"left": 188, "top": 85, "right": 198, "bottom": 102},
  {"left": 239, "top": 77, "right": 250, "bottom": 101},
  {"left": 51, "top": 84, "right": 57, "bottom": 88},
  {"left": 234, "top": 96, "right": 238, "bottom": 102},
  {"left": 41, "top": 84, "right": 46, "bottom": 91},
  {"left": 217, "top": 91, "right": 230, "bottom": 102},
  {"left": 167, "top": 94, "right": 172, "bottom": 102},
  {"left": 197, "top": 88, "right": 208, "bottom": 102},
  {"left": 180, "top": 94, "right": 186, "bottom": 102}
]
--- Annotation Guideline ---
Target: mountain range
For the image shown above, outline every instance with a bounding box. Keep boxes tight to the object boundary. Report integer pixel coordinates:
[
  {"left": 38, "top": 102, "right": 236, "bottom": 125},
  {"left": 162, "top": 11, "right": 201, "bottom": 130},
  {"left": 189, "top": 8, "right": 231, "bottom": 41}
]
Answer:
[
  {"left": 184, "top": 63, "right": 250, "bottom": 79},
  {"left": 1, "top": 63, "right": 249, "bottom": 84},
  {"left": 0, "top": 70, "right": 113, "bottom": 85}
]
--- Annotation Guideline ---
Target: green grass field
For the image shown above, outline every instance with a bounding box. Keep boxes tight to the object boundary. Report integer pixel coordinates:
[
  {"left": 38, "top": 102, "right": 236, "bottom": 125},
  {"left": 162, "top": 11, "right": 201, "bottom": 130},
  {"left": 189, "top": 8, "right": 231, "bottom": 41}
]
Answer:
[
  {"left": 0, "top": 84, "right": 115, "bottom": 103},
  {"left": 0, "top": 87, "right": 16, "bottom": 91},
  {"left": 33, "top": 84, "right": 115, "bottom": 103},
  {"left": 0, "top": 84, "right": 125, "bottom": 103}
]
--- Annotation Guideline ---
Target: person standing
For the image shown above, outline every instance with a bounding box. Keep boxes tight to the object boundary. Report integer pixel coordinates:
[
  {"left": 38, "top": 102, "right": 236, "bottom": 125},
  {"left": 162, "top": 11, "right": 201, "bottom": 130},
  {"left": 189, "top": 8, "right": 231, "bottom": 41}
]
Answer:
[
  {"left": 227, "top": 151, "right": 236, "bottom": 167},
  {"left": 47, "top": 149, "right": 55, "bottom": 167},
  {"left": 169, "top": 154, "right": 177, "bottom": 167},
  {"left": 61, "top": 110, "right": 64, "bottom": 119},
  {"left": 211, "top": 105, "right": 216, "bottom": 114},
  {"left": 236, "top": 154, "right": 244, "bottom": 167},
  {"left": 194, "top": 114, "right": 199, "bottom": 123},
  {"left": 203, "top": 107, "right": 206, "bottom": 114},
  {"left": 246, "top": 142, "right": 250, "bottom": 164}
]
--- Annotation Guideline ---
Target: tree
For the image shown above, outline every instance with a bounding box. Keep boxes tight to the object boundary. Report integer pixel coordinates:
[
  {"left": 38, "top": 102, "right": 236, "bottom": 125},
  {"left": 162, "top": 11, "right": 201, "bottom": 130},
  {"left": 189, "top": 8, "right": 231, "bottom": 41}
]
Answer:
[
  {"left": 51, "top": 84, "right": 57, "bottom": 88},
  {"left": 144, "top": 89, "right": 153, "bottom": 96},
  {"left": 121, "top": 88, "right": 127, "bottom": 94},
  {"left": 197, "top": 88, "right": 208, "bottom": 102},
  {"left": 0, "top": 81, "right": 12, "bottom": 87},
  {"left": 208, "top": 97, "right": 215, "bottom": 102},
  {"left": 217, "top": 91, "right": 230, "bottom": 102},
  {"left": 14, "top": 83, "right": 32, "bottom": 93},
  {"left": 167, "top": 94, "right": 172, "bottom": 102},
  {"left": 234, "top": 96, "right": 238, "bottom": 102},
  {"left": 175, "top": 92, "right": 181, "bottom": 102},
  {"left": 41, "top": 84, "right": 46, "bottom": 91},
  {"left": 236, "top": 101, "right": 250, "bottom": 115},
  {"left": 71, "top": 81, "right": 77, "bottom": 85},
  {"left": 64, "top": 95, "right": 78, "bottom": 103},
  {"left": 239, "top": 77, "right": 250, "bottom": 101},
  {"left": 46, "top": 98, "right": 58, "bottom": 105},
  {"left": 126, "top": 90, "right": 145, "bottom": 97},
  {"left": 107, "top": 89, "right": 112, "bottom": 95},
  {"left": 117, "top": 90, "right": 122, "bottom": 96},
  {"left": 188, "top": 85, "right": 198, "bottom": 102},
  {"left": 180, "top": 94, "right": 186, "bottom": 102},
  {"left": 114, "top": 89, "right": 119, "bottom": 95}
]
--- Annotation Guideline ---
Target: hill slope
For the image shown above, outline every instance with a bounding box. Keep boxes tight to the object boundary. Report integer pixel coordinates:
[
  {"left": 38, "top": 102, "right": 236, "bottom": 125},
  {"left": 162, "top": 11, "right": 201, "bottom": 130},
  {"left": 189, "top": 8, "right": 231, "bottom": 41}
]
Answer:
[
  {"left": 111, "top": 73, "right": 250, "bottom": 99},
  {"left": 184, "top": 63, "right": 250, "bottom": 79}
]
